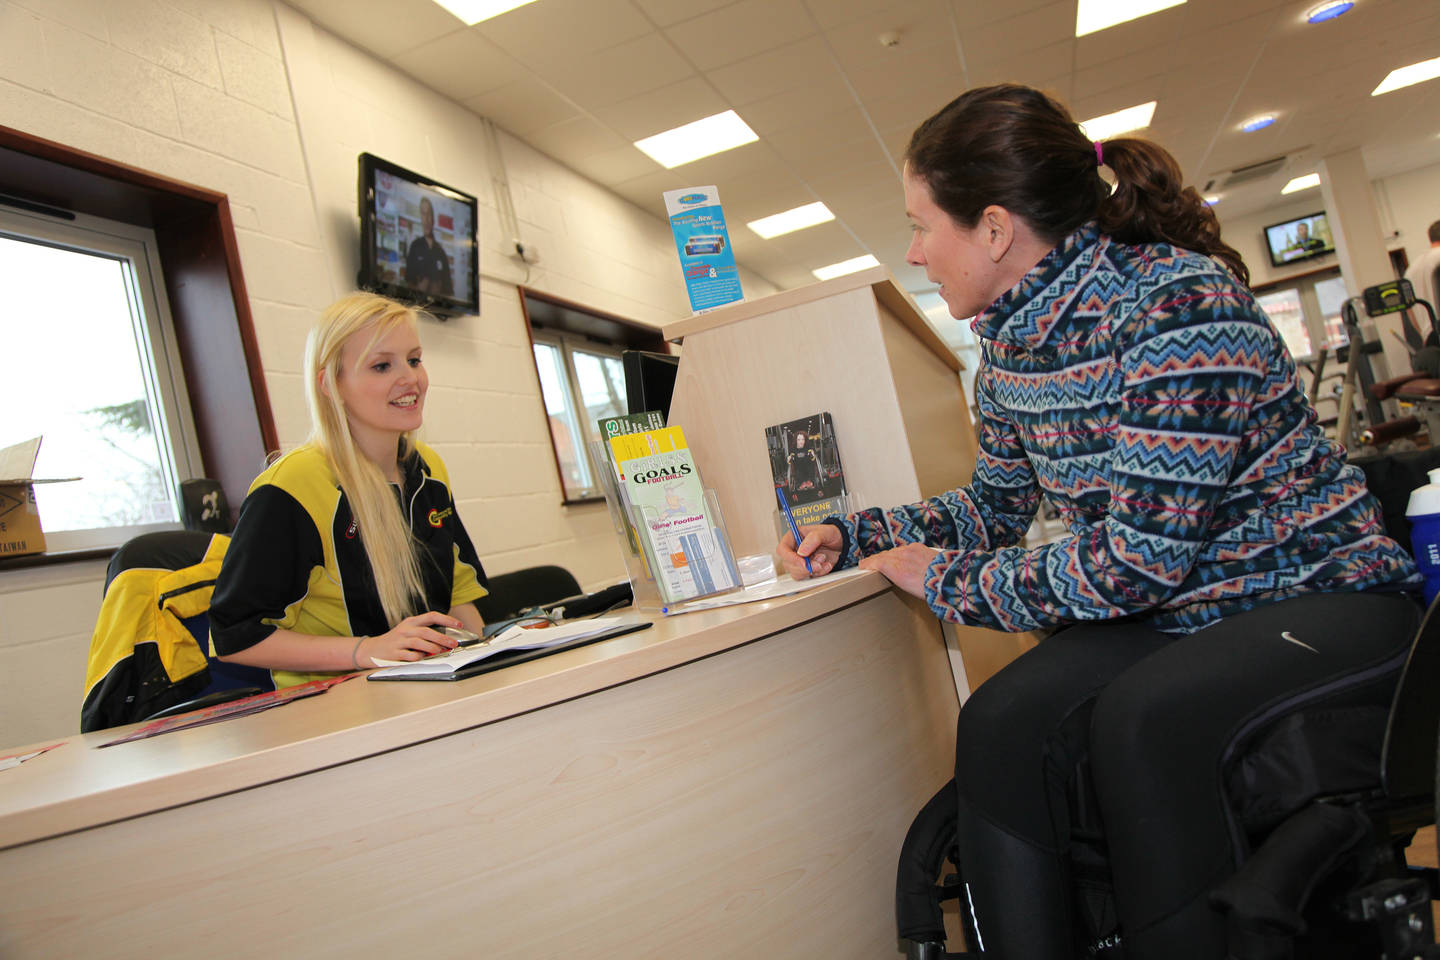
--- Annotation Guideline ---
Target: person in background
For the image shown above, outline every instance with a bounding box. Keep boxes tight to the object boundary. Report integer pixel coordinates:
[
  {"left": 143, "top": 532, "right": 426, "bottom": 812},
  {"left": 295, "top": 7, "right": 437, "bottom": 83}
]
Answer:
[
  {"left": 1404, "top": 218, "right": 1440, "bottom": 341},
  {"left": 778, "top": 83, "right": 1419, "bottom": 959},
  {"left": 404, "top": 197, "right": 454, "bottom": 296},
  {"left": 210, "top": 292, "right": 487, "bottom": 688}
]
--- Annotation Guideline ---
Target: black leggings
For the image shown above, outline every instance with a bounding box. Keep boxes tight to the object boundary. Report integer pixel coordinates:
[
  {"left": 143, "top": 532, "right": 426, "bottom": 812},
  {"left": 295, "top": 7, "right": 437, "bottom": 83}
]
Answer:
[{"left": 954, "top": 591, "right": 1420, "bottom": 959}]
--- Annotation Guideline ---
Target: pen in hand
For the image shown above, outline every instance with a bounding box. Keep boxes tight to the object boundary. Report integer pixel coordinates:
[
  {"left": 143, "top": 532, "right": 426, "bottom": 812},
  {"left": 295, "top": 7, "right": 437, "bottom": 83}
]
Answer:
[{"left": 776, "top": 485, "right": 813, "bottom": 576}]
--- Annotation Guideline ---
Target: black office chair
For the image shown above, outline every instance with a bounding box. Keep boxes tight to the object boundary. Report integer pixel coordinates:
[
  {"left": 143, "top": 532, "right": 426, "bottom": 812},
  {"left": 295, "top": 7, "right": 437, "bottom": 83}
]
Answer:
[
  {"left": 895, "top": 452, "right": 1440, "bottom": 959},
  {"left": 474, "top": 565, "right": 584, "bottom": 623},
  {"left": 80, "top": 530, "right": 273, "bottom": 732},
  {"left": 178, "top": 478, "right": 233, "bottom": 534}
]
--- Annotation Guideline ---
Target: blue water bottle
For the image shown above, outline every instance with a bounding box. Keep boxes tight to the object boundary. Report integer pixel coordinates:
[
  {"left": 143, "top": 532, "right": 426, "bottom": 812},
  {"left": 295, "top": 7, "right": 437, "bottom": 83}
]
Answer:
[{"left": 1405, "top": 467, "right": 1440, "bottom": 606}]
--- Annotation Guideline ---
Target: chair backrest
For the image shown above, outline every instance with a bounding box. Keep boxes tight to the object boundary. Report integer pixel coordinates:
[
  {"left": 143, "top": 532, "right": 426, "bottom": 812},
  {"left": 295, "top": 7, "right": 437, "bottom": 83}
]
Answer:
[
  {"left": 83, "top": 530, "right": 272, "bottom": 732},
  {"left": 1382, "top": 592, "right": 1440, "bottom": 800},
  {"left": 178, "top": 478, "right": 232, "bottom": 534},
  {"left": 474, "top": 565, "right": 582, "bottom": 623}
]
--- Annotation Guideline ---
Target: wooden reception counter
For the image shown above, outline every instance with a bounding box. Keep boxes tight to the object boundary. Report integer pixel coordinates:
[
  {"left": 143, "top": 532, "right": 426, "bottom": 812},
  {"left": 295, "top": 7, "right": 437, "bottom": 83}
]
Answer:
[{"left": 0, "top": 572, "right": 959, "bottom": 958}]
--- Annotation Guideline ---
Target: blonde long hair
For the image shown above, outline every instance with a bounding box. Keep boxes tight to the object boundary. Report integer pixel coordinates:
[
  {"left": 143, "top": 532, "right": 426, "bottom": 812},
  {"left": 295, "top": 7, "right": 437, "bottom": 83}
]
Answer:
[{"left": 304, "top": 292, "right": 428, "bottom": 626}]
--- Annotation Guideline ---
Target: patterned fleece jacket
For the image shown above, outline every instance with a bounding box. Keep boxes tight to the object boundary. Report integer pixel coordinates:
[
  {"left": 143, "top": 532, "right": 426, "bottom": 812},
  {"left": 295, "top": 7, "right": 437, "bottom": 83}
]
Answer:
[{"left": 834, "top": 223, "right": 1419, "bottom": 633}]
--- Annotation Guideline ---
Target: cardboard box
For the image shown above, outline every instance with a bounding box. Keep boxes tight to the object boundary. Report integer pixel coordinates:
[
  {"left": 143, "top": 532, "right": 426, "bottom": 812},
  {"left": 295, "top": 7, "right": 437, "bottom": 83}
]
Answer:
[{"left": 0, "top": 437, "right": 79, "bottom": 558}]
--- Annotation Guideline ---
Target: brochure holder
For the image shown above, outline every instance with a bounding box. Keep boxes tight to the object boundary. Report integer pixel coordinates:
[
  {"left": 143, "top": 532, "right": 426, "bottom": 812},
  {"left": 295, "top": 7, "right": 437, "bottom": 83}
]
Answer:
[{"left": 590, "top": 438, "right": 742, "bottom": 609}]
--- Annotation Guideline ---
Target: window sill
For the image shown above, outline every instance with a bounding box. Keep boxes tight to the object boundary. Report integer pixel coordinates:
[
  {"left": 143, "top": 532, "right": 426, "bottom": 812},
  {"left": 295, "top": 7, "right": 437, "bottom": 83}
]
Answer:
[{"left": 0, "top": 546, "right": 115, "bottom": 573}]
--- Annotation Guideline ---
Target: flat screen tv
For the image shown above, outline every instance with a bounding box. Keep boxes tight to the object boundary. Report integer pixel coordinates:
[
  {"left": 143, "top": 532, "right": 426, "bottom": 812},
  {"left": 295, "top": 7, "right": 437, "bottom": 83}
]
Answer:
[
  {"left": 357, "top": 153, "right": 478, "bottom": 318},
  {"left": 1263, "top": 211, "right": 1336, "bottom": 269},
  {"left": 622, "top": 350, "right": 679, "bottom": 420}
]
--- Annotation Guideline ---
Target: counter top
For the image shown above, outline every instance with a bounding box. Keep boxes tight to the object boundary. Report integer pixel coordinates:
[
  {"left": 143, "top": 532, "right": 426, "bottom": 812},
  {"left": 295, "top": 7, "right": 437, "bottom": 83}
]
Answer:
[{"left": 0, "top": 570, "right": 892, "bottom": 849}]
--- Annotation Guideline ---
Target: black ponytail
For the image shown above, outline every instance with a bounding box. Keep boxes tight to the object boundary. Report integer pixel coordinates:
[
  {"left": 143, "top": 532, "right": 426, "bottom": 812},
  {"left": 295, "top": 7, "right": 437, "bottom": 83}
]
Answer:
[{"left": 906, "top": 84, "right": 1249, "bottom": 286}]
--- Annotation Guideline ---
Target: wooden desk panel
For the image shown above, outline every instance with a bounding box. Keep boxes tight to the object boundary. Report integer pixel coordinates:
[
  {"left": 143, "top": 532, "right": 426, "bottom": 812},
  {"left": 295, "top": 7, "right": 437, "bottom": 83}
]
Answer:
[{"left": 0, "top": 581, "right": 959, "bottom": 958}]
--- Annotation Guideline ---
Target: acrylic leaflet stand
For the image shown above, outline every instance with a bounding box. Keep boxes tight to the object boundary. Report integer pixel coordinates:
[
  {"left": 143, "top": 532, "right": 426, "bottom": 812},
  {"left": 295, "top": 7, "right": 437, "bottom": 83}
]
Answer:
[{"left": 590, "top": 439, "right": 742, "bottom": 610}]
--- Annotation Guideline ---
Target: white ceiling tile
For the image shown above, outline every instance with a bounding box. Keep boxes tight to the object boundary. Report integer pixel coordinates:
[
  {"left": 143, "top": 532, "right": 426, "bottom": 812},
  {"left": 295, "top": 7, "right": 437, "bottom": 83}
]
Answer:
[
  {"left": 706, "top": 36, "right": 838, "bottom": 106},
  {"left": 1072, "top": 6, "right": 1188, "bottom": 69},
  {"left": 632, "top": 0, "right": 740, "bottom": 28},
  {"left": 474, "top": 0, "right": 653, "bottom": 63},
  {"left": 590, "top": 76, "right": 731, "bottom": 140},
  {"left": 463, "top": 77, "right": 580, "bottom": 134},
  {"left": 665, "top": 0, "right": 819, "bottom": 70},
  {"left": 766, "top": 107, "right": 877, "bottom": 166},
  {"left": 610, "top": 167, "right": 690, "bottom": 217},
  {"left": 287, "top": 0, "right": 463, "bottom": 58},
  {"left": 733, "top": 77, "right": 857, "bottom": 136},
  {"left": 961, "top": 1, "right": 1076, "bottom": 62},
  {"left": 525, "top": 116, "right": 631, "bottom": 163},
  {"left": 539, "top": 32, "right": 697, "bottom": 110},
  {"left": 566, "top": 143, "right": 659, "bottom": 186},
  {"left": 820, "top": 0, "right": 957, "bottom": 68},
  {"left": 390, "top": 27, "right": 521, "bottom": 99}
]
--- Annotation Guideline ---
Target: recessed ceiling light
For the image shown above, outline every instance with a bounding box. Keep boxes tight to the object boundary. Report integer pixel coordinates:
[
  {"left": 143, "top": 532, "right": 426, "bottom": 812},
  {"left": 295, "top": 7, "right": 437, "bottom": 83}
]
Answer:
[
  {"left": 1078, "top": 101, "right": 1158, "bottom": 140},
  {"left": 1241, "top": 114, "right": 1277, "bottom": 132},
  {"left": 1372, "top": 56, "right": 1440, "bottom": 96},
  {"left": 1281, "top": 173, "right": 1321, "bottom": 194},
  {"left": 1075, "top": 0, "right": 1186, "bottom": 37},
  {"left": 634, "top": 110, "right": 759, "bottom": 169},
  {"left": 746, "top": 202, "right": 835, "bottom": 239},
  {"left": 432, "top": 0, "right": 538, "bottom": 24},
  {"left": 812, "top": 255, "right": 879, "bottom": 281},
  {"left": 1306, "top": 0, "right": 1354, "bottom": 23},
  {"left": 1204, "top": 195, "right": 1222, "bottom": 206}
]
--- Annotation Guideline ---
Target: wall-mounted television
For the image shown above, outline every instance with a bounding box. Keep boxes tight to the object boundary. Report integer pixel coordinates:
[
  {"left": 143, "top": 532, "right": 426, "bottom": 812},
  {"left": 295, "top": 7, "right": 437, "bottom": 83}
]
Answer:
[
  {"left": 357, "top": 153, "right": 478, "bottom": 318},
  {"left": 1263, "top": 211, "right": 1336, "bottom": 269}
]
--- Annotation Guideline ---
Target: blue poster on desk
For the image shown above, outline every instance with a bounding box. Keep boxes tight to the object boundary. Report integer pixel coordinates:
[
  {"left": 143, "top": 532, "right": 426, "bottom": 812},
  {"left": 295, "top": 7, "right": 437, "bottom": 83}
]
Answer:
[{"left": 664, "top": 186, "right": 744, "bottom": 313}]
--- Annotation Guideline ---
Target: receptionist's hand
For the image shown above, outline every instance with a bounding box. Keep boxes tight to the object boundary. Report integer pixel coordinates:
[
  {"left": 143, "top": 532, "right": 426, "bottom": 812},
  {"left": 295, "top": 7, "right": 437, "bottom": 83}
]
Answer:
[
  {"left": 356, "top": 613, "right": 461, "bottom": 666},
  {"left": 778, "top": 523, "right": 842, "bottom": 580},
  {"left": 858, "top": 543, "right": 939, "bottom": 600}
]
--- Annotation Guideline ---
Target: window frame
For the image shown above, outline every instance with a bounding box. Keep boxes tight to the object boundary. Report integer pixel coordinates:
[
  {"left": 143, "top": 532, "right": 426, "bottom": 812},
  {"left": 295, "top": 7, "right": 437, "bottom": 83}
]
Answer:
[
  {"left": 530, "top": 330, "right": 628, "bottom": 502},
  {"left": 0, "top": 207, "right": 206, "bottom": 551},
  {"left": 0, "top": 122, "right": 274, "bottom": 569},
  {"left": 518, "top": 287, "right": 670, "bottom": 507}
]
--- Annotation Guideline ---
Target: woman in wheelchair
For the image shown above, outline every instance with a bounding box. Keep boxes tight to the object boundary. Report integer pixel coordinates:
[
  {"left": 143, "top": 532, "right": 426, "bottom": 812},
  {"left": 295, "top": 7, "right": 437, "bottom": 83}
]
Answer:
[
  {"left": 778, "top": 84, "right": 1422, "bottom": 958},
  {"left": 209, "top": 292, "right": 488, "bottom": 689}
]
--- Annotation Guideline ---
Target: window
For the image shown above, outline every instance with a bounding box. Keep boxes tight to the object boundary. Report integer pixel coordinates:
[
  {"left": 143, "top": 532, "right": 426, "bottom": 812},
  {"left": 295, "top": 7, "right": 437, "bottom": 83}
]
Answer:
[
  {"left": 0, "top": 205, "right": 200, "bottom": 551},
  {"left": 1255, "top": 287, "right": 1314, "bottom": 360},
  {"left": 519, "top": 287, "right": 669, "bottom": 504},
  {"left": 531, "top": 331, "right": 628, "bottom": 501},
  {"left": 1314, "top": 275, "right": 1352, "bottom": 350}
]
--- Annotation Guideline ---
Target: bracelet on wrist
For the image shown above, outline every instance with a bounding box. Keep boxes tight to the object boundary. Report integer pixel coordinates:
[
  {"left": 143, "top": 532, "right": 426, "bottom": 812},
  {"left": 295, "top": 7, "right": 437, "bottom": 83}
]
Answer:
[{"left": 352, "top": 636, "right": 367, "bottom": 669}]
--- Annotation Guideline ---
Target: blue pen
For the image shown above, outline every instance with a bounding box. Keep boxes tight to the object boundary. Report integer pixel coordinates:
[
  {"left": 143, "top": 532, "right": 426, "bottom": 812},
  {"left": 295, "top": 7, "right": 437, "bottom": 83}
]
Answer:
[{"left": 776, "top": 485, "right": 813, "bottom": 575}]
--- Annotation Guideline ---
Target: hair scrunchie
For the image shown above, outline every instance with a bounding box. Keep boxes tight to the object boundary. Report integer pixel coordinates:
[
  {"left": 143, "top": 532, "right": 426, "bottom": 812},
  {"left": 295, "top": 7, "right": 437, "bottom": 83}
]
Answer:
[{"left": 1094, "top": 140, "right": 1104, "bottom": 167}]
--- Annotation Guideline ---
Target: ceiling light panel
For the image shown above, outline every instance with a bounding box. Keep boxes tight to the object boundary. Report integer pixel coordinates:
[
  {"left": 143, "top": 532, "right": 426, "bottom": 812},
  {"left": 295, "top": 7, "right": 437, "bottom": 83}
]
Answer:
[
  {"left": 813, "top": 254, "right": 879, "bottom": 281},
  {"left": 1372, "top": 56, "right": 1440, "bottom": 96},
  {"left": 746, "top": 202, "right": 835, "bottom": 239},
  {"left": 433, "top": 0, "right": 538, "bottom": 25},
  {"left": 1281, "top": 173, "right": 1321, "bottom": 194},
  {"left": 1075, "top": 0, "right": 1185, "bottom": 37},
  {"left": 634, "top": 110, "right": 759, "bottom": 169},
  {"left": 1079, "top": 101, "right": 1158, "bottom": 140}
]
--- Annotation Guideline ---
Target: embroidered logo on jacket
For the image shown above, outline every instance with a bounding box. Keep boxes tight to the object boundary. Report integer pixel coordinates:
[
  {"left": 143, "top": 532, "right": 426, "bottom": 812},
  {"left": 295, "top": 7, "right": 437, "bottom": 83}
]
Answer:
[{"left": 428, "top": 507, "right": 453, "bottom": 528}]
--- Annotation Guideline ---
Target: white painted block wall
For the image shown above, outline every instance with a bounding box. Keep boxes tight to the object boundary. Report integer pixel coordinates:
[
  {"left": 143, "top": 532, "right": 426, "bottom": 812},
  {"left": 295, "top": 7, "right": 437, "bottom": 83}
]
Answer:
[{"left": 0, "top": 0, "right": 776, "bottom": 746}]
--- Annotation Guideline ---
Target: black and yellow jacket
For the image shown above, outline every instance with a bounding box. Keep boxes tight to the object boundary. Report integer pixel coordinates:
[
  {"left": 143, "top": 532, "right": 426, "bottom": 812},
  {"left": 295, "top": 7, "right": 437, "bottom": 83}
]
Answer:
[
  {"left": 209, "top": 442, "right": 487, "bottom": 688},
  {"left": 81, "top": 532, "right": 234, "bottom": 733}
]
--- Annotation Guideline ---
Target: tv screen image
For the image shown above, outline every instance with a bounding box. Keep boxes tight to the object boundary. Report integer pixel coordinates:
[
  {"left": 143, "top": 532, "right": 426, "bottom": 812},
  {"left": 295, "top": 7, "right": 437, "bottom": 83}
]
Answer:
[
  {"left": 1263, "top": 212, "right": 1335, "bottom": 268},
  {"left": 358, "top": 153, "right": 479, "bottom": 318}
]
